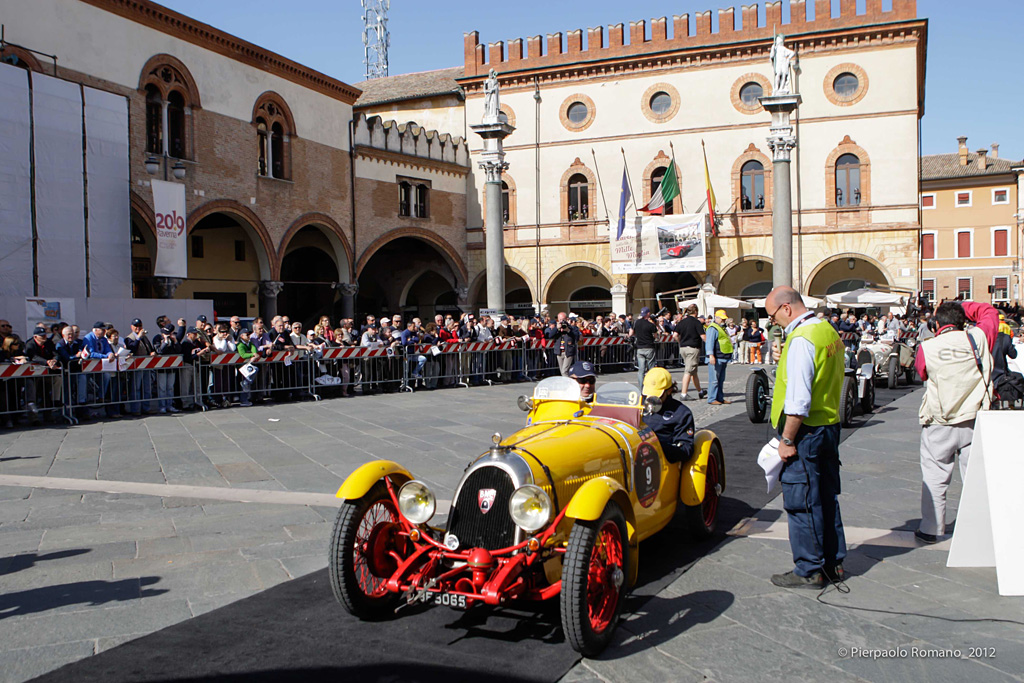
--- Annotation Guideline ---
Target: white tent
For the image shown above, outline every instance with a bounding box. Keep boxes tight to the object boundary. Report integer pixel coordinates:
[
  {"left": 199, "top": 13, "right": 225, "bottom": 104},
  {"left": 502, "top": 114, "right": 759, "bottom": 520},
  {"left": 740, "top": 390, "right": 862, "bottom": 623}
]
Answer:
[
  {"left": 750, "top": 294, "right": 824, "bottom": 309},
  {"left": 824, "top": 288, "right": 906, "bottom": 307},
  {"left": 677, "top": 289, "right": 753, "bottom": 318}
]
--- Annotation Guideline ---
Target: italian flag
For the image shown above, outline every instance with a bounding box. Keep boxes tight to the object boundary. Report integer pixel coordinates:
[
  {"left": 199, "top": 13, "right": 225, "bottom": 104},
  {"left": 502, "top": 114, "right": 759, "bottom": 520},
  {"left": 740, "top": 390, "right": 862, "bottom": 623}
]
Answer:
[{"left": 639, "top": 160, "right": 679, "bottom": 214}]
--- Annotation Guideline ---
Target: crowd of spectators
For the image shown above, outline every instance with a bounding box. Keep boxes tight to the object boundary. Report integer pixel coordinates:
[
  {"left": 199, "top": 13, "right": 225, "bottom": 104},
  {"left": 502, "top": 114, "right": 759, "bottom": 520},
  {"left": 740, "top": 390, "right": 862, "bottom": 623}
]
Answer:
[{"left": 2, "top": 299, "right": 1020, "bottom": 428}]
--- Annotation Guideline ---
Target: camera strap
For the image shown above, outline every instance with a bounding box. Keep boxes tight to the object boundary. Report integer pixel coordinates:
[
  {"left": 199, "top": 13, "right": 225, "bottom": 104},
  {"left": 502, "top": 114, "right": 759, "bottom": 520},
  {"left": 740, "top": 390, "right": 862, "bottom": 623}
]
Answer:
[{"left": 965, "top": 331, "right": 992, "bottom": 404}]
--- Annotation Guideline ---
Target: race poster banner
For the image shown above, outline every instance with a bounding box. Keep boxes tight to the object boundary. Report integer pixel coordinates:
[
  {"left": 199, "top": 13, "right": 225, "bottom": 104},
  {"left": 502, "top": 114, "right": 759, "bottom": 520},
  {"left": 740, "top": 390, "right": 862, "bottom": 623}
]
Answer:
[
  {"left": 611, "top": 214, "right": 707, "bottom": 275},
  {"left": 25, "top": 298, "right": 75, "bottom": 336},
  {"left": 151, "top": 179, "right": 187, "bottom": 278}
]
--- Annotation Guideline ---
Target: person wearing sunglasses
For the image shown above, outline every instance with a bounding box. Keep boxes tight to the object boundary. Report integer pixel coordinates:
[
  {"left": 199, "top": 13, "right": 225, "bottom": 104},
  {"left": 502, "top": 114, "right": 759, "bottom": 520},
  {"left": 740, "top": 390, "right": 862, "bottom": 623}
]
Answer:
[
  {"left": 568, "top": 360, "right": 597, "bottom": 402},
  {"left": 764, "top": 285, "right": 846, "bottom": 590}
]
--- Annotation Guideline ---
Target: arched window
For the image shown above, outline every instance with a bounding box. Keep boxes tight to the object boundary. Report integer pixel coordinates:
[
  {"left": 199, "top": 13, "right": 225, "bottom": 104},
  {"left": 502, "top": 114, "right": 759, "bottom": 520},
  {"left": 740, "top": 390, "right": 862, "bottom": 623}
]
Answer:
[
  {"left": 835, "top": 154, "right": 861, "bottom": 207},
  {"left": 252, "top": 93, "right": 295, "bottom": 180},
  {"left": 741, "top": 161, "right": 765, "bottom": 211},
  {"left": 651, "top": 166, "right": 675, "bottom": 215},
  {"left": 256, "top": 119, "right": 269, "bottom": 176},
  {"left": 501, "top": 181, "right": 510, "bottom": 224},
  {"left": 145, "top": 85, "right": 163, "bottom": 155},
  {"left": 398, "top": 181, "right": 411, "bottom": 217},
  {"left": 567, "top": 173, "right": 589, "bottom": 221},
  {"left": 139, "top": 58, "right": 198, "bottom": 161},
  {"left": 167, "top": 91, "right": 186, "bottom": 159},
  {"left": 271, "top": 122, "right": 285, "bottom": 179},
  {"left": 415, "top": 184, "right": 429, "bottom": 218}
]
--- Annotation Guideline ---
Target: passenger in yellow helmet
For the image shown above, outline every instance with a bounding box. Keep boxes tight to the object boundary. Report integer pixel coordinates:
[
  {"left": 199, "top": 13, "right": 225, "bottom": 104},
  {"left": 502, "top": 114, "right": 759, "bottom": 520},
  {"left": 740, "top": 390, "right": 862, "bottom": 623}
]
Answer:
[{"left": 641, "top": 367, "right": 694, "bottom": 464}]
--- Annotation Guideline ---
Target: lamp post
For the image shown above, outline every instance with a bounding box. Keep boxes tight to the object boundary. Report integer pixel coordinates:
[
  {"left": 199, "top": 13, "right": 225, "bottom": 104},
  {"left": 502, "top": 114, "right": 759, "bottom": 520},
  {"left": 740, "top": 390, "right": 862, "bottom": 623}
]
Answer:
[{"left": 145, "top": 153, "right": 186, "bottom": 181}]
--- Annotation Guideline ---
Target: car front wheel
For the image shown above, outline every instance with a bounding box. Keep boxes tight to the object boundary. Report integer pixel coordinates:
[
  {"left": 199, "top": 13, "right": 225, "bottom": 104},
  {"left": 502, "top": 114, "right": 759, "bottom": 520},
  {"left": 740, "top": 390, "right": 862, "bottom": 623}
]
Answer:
[
  {"left": 561, "top": 503, "right": 628, "bottom": 657},
  {"left": 328, "top": 479, "right": 404, "bottom": 620},
  {"left": 681, "top": 440, "right": 724, "bottom": 540}
]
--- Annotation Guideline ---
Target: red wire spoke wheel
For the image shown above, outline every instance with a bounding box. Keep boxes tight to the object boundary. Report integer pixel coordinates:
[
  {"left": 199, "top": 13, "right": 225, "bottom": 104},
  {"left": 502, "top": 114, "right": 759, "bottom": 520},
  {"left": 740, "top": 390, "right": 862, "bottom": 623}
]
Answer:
[
  {"left": 329, "top": 480, "right": 404, "bottom": 619},
  {"left": 561, "top": 503, "right": 628, "bottom": 656},
  {"left": 683, "top": 440, "right": 724, "bottom": 540},
  {"left": 586, "top": 520, "right": 624, "bottom": 633}
]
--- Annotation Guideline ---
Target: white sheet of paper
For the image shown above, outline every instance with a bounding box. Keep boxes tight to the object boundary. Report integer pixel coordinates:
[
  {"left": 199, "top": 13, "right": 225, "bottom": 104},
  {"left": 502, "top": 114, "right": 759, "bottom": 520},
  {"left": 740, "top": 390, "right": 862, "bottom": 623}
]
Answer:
[
  {"left": 430, "top": 345, "right": 442, "bottom": 356},
  {"left": 283, "top": 357, "right": 292, "bottom": 367},
  {"left": 101, "top": 359, "right": 118, "bottom": 372},
  {"left": 758, "top": 438, "right": 783, "bottom": 495}
]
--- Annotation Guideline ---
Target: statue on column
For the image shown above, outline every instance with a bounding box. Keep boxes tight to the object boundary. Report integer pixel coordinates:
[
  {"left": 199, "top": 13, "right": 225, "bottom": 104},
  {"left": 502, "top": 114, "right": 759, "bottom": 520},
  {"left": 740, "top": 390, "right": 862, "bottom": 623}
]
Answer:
[
  {"left": 770, "top": 34, "right": 796, "bottom": 95},
  {"left": 482, "top": 69, "right": 500, "bottom": 123}
]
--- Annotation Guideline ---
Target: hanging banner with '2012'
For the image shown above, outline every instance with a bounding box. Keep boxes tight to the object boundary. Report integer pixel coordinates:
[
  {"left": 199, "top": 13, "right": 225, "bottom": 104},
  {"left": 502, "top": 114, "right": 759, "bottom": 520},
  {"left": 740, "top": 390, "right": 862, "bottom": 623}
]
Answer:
[{"left": 151, "top": 179, "right": 188, "bottom": 278}]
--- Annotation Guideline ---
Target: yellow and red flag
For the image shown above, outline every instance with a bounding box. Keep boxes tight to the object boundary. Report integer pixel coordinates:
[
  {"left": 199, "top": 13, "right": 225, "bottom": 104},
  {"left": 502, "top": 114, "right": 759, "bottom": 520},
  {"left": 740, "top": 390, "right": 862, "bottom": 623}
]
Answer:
[{"left": 702, "top": 140, "right": 718, "bottom": 236}]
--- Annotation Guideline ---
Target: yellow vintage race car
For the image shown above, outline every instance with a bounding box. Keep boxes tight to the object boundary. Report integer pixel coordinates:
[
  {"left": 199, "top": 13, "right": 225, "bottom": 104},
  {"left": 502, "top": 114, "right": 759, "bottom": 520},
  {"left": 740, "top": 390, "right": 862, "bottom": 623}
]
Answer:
[{"left": 328, "top": 377, "right": 725, "bottom": 655}]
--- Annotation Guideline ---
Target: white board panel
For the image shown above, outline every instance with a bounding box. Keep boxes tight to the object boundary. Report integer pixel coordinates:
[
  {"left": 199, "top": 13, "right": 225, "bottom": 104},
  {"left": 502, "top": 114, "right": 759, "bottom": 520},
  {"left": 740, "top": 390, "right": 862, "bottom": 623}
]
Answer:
[
  {"left": 0, "top": 63, "right": 34, "bottom": 296},
  {"left": 83, "top": 86, "right": 131, "bottom": 298},
  {"left": 32, "top": 73, "right": 87, "bottom": 298}
]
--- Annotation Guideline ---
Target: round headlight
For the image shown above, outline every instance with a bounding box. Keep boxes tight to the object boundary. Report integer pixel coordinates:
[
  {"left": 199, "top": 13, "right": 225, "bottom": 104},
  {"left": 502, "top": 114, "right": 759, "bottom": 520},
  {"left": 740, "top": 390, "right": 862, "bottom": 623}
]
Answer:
[
  {"left": 509, "top": 485, "right": 552, "bottom": 533},
  {"left": 398, "top": 480, "right": 436, "bottom": 525}
]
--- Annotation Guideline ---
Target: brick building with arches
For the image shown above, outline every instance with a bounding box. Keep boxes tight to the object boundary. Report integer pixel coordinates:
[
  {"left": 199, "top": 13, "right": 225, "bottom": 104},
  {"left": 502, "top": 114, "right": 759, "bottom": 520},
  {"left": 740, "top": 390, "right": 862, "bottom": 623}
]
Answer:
[{"left": 2, "top": 0, "right": 929, "bottom": 327}]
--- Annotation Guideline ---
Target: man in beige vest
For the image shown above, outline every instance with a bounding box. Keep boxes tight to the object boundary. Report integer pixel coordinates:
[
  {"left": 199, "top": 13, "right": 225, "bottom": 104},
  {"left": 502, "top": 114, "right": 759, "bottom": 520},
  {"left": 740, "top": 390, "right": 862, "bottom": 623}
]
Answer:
[{"left": 913, "top": 300, "right": 999, "bottom": 544}]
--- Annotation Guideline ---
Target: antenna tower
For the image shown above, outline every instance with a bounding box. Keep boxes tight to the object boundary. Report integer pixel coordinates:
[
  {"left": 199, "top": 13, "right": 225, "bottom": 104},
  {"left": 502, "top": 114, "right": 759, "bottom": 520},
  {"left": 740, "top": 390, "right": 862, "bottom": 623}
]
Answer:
[{"left": 361, "top": 0, "right": 390, "bottom": 80}]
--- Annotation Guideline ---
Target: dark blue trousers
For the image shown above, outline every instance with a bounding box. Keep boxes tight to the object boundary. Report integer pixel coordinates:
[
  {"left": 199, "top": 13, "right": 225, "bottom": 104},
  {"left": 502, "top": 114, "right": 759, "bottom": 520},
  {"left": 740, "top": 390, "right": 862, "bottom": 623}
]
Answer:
[{"left": 780, "top": 423, "right": 846, "bottom": 577}]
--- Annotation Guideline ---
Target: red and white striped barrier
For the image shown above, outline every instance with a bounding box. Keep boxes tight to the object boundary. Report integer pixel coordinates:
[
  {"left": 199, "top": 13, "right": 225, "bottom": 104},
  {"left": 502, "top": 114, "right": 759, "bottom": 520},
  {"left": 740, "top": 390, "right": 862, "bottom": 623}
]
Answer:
[
  {"left": 579, "top": 337, "right": 631, "bottom": 347},
  {"left": 321, "top": 346, "right": 390, "bottom": 360},
  {"left": 210, "top": 351, "right": 294, "bottom": 365},
  {"left": 0, "top": 363, "right": 55, "bottom": 378},
  {"left": 81, "top": 356, "right": 183, "bottom": 372}
]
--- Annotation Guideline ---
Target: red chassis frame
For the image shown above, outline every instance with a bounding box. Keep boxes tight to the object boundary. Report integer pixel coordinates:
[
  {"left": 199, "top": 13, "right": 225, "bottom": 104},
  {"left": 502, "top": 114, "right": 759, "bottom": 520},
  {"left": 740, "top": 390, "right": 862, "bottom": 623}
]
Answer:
[{"left": 366, "top": 477, "right": 569, "bottom": 608}]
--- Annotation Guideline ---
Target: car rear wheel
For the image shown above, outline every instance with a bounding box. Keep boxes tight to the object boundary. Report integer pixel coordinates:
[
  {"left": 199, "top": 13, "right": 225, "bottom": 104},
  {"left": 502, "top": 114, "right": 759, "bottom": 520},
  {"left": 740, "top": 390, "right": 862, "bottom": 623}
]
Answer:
[
  {"left": 887, "top": 356, "right": 900, "bottom": 390},
  {"left": 860, "top": 377, "right": 875, "bottom": 414},
  {"left": 745, "top": 372, "right": 769, "bottom": 423},
  {"left": 561, "top": 503, "right": 628, "bottom": 657},
  {"left": 840, "top": 375, "right": 856, "bottom": 427},
  {"left": 681, "top": 440, "right": 724, "bottom": 540},
  {"left": 328, "top": 480, "right": 403, "bottom": 620}
]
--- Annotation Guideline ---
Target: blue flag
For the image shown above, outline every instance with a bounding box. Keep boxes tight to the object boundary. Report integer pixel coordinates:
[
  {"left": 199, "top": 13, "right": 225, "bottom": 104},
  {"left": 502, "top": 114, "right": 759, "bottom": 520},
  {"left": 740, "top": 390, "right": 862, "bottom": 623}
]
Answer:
[{"left": 616, "top": 167, "right": 631, "bottom": 240}]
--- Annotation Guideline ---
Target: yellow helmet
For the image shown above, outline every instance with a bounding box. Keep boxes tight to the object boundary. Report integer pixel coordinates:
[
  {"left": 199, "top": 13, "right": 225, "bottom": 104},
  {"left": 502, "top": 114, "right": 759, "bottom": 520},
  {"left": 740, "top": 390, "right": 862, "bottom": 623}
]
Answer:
[{"left": 642, "top": 367, "right": 673, "bottom": 397}]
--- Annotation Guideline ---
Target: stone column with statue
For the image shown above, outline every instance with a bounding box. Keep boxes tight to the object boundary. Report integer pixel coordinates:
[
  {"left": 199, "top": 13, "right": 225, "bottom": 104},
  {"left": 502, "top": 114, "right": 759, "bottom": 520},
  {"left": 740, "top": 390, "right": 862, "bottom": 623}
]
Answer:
[
  {"left": 760, "top": 34, "right": 801, "bottom": 289},
  {"left": 470, "top": 70, "right": 515, "bottom": 312}
]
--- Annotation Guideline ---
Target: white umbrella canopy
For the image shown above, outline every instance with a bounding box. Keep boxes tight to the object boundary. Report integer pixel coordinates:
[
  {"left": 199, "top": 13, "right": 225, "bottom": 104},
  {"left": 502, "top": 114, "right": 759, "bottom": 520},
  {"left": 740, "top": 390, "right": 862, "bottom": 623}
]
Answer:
[{"left": 824, "top": 288, "right": 905, "bottom": 307}]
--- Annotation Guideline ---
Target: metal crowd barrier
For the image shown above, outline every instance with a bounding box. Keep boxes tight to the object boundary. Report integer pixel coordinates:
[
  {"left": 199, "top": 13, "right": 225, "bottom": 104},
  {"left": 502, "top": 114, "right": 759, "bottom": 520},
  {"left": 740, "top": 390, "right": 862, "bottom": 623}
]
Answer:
[
  {"left": 653, "top": 333, "right": 682, "bottom": 369},
  {"left": 0, "top": 336, "right": 687, "bottom": 428},
  {"left": 78, "top": 356, "right": 192, "bottom": 420},
  {"left": 0, "top": 363, "right": 67, "bottom": 426},
  {"left": 316, "top": 346, "right": 405, "bottom": 396},
  {"left": 208, "top": 351, "right": 318, "bottom": 406}
]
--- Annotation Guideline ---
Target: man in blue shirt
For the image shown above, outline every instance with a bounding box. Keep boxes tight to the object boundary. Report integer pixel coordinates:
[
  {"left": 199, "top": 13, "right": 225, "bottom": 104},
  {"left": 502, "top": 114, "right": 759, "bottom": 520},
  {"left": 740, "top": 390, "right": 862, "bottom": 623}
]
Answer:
[
  {"left": 400, "top": 321, "right": 426, "bottom": 383},
  {"left": 705, "top": 310, "right": 732, "bottom": 405},
  {"left": 81, "top": 322, "right": 117, "bottom": 418}
]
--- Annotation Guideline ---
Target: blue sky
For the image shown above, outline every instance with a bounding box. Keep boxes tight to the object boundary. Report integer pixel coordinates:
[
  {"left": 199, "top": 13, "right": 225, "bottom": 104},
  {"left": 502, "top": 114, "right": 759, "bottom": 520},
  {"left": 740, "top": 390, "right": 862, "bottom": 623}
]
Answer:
[{"left": 157, "top": 0, "right": 1021, "bottom": 159}]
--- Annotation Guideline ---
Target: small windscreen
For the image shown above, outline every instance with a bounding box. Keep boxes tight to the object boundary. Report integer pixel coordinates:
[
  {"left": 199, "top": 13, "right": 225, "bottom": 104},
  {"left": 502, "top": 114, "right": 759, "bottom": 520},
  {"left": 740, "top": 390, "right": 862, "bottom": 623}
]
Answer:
[
  {"left": 594, "top": 382, "right": 642, "bottom": 407},
  {"left": 533, "top": 376, "right": 581, "bottom": 401}
]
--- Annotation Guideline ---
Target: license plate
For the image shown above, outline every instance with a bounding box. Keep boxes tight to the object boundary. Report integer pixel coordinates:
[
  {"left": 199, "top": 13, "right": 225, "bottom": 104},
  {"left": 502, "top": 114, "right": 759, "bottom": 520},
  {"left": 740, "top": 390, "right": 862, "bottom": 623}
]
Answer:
[{"left": 427, "top": 591, "right": 468, "bottom": 609}]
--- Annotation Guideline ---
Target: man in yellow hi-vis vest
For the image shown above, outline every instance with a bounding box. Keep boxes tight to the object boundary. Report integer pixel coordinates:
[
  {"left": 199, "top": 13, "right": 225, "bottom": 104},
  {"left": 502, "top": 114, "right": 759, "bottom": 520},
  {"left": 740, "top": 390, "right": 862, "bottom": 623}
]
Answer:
[
  {"left": 765, "top": 286, "right": 847, "bottom": 589},
  {"left": 705, "top": 309, "right": 733, "bottom": 405}
]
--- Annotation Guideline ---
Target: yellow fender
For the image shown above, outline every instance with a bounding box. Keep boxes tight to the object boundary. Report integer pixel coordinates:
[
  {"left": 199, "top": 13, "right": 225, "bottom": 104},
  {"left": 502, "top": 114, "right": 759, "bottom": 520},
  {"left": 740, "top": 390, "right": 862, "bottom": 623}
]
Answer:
[
  {"left": 679, "top": 430, "right": 725, "bottom": 507},
  {"left": 564, "top": 476, "right": 639, "bottom": 587},
  {"left": 335, "top": 460, "right": 412, "bottom": 500}
]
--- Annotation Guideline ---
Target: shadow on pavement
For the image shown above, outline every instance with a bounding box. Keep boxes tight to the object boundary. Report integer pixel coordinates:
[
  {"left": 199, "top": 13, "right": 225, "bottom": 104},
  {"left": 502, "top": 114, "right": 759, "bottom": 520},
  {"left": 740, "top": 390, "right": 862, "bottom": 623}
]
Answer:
[
  {"left": 598, "top": 590, "right": 736, "bottom": 660},
  {"left": 143, "top": 664, "right": 549, "bottom": 683},
  {"left": 0, "top": 576, "right": 166, "bottom": 619},
  {"left": 0, "top": 548, "right": 91, "bottom": 576}
]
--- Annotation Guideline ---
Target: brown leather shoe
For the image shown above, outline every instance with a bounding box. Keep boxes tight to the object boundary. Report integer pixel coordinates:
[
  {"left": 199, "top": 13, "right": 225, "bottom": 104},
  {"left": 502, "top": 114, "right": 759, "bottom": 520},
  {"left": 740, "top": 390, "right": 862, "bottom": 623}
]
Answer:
[{"left": 709, "top": 400, "right": 725, "bottom": 405}]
